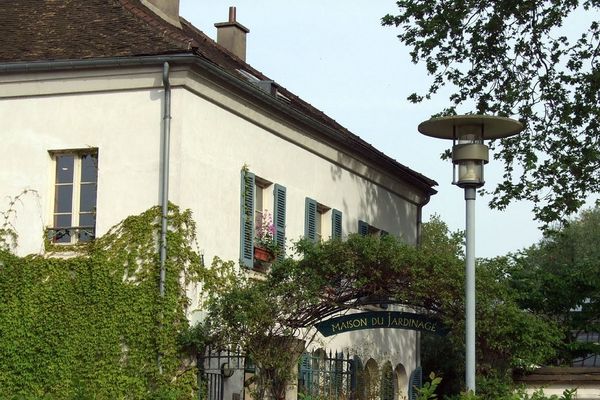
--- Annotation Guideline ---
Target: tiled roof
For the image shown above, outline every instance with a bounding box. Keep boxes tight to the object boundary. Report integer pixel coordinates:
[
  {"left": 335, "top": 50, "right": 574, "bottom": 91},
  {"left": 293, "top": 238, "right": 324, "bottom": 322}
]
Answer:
[
  {"left": 0, "top": 0, "right": 436, "bottom": 192},
  {"left": 0, "top": 1, "right": 192, "bottom": 61}
]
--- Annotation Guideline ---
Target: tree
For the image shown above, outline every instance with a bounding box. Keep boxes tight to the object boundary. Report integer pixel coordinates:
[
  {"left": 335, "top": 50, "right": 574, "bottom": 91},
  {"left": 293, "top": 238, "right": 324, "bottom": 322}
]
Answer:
[
  {"left": 419, "top": 217, "right": 561, "bottom": 398},
  {"left": 205, "top": 218, "right": 561, "bottom": 398},
  {"left": 382, "top": 1, "right": 600, "bottom": 226},
  {"left": 507, "top": 206, "right": 600, "bottom": 364},
  {"left": 204, "top": 256, "right": 322, "bottom": 400}
]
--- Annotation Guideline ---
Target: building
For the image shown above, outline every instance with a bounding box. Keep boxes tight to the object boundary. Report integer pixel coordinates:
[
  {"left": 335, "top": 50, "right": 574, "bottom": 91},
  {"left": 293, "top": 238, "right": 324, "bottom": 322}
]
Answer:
[{"left": 0, "top": 1, "right": 436, "bottom": 399}]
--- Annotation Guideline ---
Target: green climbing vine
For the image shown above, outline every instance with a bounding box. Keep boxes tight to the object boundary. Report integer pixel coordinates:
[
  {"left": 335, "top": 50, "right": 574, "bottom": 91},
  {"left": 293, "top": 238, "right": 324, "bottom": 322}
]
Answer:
[
  {"left": 0, "top": 189, "right": 39, "bottom": 251},
  {"left": 0, "top": 204, "right": 206, "bottom": 399}
]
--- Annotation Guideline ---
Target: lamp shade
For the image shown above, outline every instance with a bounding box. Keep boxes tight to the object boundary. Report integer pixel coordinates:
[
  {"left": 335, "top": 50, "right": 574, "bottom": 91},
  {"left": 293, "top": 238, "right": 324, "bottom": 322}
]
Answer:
[{"left": 418, "top": 115, "right": 523, "bottom": 140}]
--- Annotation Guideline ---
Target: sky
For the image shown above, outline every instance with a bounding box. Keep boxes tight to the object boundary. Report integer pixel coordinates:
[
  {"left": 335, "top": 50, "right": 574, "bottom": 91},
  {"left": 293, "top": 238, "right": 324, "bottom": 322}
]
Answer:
[{"left": 177, "top": 1, "right": 587, "bottom": 258}]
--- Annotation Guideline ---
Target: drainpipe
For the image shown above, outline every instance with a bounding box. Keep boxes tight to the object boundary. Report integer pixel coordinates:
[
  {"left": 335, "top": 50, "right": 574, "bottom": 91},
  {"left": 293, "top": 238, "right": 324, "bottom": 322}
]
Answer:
[{"left": 158, "top": 61, "right": 171, "bottom": 373}]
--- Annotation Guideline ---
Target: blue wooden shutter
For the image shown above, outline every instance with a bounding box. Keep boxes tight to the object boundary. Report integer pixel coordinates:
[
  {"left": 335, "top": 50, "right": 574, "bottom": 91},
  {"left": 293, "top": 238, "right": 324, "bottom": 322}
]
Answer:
[
  {"left": 358, "top": 220, "right": 369, "bottom": 236},
  {"left": 240, "top": 171, "right": 255, "bottom": 268},
  {"left": 408, "top": 366, "right": 422, "bottom": 400},
  {"left": 331, "top": 209, "right": 342, "bottom": 239},
  {"left": 305, "top": 197, "right": 317, "bottom": 242},
  {"left": 273, "top": 184, "right": 286, "bottom": 258}
]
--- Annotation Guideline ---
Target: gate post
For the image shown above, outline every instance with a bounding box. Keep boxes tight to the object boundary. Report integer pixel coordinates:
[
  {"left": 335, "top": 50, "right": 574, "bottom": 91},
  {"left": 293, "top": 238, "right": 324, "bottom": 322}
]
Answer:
[{"left": 284, "top": 338, "right": 306, "bottom": 400}]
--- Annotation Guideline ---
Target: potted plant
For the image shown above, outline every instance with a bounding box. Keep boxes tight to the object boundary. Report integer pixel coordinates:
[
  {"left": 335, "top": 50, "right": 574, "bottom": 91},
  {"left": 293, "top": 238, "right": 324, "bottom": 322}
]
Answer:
[{"left": 254, "top": 211, "right": 278, "bottom": 264}]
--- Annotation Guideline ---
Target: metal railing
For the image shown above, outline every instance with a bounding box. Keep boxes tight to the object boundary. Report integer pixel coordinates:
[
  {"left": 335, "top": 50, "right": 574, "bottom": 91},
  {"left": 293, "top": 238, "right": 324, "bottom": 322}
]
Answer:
[
  {"left": 298, "top": 350, "right": 356, "bottom": 400},
  {"left": 46, "top": 226, "right": 95, "bottom": 244}
]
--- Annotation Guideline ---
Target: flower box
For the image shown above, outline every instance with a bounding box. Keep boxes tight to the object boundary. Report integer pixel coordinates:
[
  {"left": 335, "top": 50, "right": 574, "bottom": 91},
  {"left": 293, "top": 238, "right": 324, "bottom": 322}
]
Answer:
[{"left": 254, "top": 246, "right": 274, "bottom": 263}]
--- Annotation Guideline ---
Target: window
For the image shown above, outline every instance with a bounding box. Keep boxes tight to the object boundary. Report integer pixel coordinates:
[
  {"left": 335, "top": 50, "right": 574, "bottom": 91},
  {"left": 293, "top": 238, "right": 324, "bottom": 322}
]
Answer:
[
  {"left": 49, "top": 150, "right": 98, "bottom": 244},
  {"left": 305, "top": 197, "right": 342, "bottom": 242},
  {"left": 254, "top": 181, "right": 265, "bottom": 228},
  {"left": 358, "top": 220, "right": 387, "bottom": 237},
  {"left": 315, "top": 205, "right": 324, "bottom": 241},
  {"left": 240, "top": 170, "right": 286, "bottom": 268}
]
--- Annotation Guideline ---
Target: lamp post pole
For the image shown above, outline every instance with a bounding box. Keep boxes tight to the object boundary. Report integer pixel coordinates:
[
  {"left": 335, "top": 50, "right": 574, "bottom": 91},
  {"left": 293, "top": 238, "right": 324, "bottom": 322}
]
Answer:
[
  {"left": 464, "top": 186, "right": 476, "bottom": 390},
  {"left": 418, "top": 115, "right": 523, "bottom": 393}
]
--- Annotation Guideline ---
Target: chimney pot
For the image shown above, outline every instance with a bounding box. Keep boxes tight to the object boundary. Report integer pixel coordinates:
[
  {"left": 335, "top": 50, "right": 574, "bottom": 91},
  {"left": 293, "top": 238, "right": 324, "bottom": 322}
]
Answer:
[{"left": 215, "top": 7, "right": 249, "bottom": 61}]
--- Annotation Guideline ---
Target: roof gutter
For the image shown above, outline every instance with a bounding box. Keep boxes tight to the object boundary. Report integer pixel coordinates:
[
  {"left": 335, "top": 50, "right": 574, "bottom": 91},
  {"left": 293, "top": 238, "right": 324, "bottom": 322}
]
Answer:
[
  {"left": 0, "top": 53, "right": 437, "bottom": 202},
  {"left": 0, "top": 54, "right": 198, "bottom": 73}
]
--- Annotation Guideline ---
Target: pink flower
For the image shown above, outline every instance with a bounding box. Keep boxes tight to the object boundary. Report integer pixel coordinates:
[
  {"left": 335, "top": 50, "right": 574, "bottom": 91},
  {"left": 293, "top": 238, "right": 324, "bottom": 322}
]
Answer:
[{"left": 255, "top": 210, "right": 277, "bottom": 252}]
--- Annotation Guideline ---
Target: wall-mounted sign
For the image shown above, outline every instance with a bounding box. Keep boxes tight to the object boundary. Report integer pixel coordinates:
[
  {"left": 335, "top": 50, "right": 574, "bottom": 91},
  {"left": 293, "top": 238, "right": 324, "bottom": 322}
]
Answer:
[{"left": 314, "top": 311, "right": 449, "bottom": 337}]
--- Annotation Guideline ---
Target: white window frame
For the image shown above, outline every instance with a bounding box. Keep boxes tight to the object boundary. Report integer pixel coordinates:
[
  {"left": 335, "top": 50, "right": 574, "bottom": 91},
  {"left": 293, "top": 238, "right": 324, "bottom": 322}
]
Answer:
[
  {"left": 253, "top": 176, "right": 273, "bottom": 234},
  {"left": 48, "top": 149, "right": 98, "bottom": 244}
]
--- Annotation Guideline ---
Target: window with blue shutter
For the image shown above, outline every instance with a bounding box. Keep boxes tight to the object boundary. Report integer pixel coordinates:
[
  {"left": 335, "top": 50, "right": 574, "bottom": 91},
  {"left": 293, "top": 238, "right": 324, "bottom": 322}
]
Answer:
[
  {"left": 358, "top": 220, "right": 369, "bottom": 236},
  {"left": 408, "top": 366, "right": 422, "bottom": 400},
  {"left": 240, "top": 170, "right": 255, "bottom": 268},
  {"left": 358, "top": 220, "right": 387, "bottom": 237},
  {"left": 331, "top": 209, "right": 342, "bottom": 239},
  {"left": 305, "top": 197, "right": 317, "bottom": 242},
  {"left": 273, "top": 184, "right": 286, "bottom": 259}
]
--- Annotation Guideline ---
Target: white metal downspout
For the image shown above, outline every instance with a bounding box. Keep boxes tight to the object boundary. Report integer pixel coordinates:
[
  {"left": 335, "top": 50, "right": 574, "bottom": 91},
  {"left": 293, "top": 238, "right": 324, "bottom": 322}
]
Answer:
[{"left": 158, "top": 61, "right": 171, "bottom": 373}]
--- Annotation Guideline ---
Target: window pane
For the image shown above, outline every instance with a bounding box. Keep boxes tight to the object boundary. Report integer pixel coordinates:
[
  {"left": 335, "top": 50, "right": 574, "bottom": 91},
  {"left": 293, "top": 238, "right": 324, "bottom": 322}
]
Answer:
[
  {"left": 316, "top": 210, "right": 322, "bottom": 239},
  {"left": 55, "top": 155, "right": 74, "bottom": 183},
  {"left": 78, "top": 215, "right": 95, "bottom": 242},
  {"left": 54, "top": 184, "right": 73, "bottom": 213},
  {"left": 79, "top": 213, "right": 95, "bottom": 228},
  {"left": 54, "top": 214, "right": 72, "bottom": 228},
  {"left": 254, "top": 185, "right": 264, "bottom": 230},
  {"left": 52, "top": 229, "right": 71, "bottom": 244},
  {"left": 80, "top": 153, "right": 98, "bottom": 183},
  {"left": 78, "top": 228, "right": 95, "bottom": 243},
  {"left": 79, "top": 183, "right": 97, "bottom": 212}
]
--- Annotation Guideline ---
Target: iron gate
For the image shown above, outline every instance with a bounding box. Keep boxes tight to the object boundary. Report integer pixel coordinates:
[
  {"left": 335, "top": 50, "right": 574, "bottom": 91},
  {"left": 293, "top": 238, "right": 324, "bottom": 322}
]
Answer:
[
  {"left": 198, "top": 346, "right": 248, "bottom": 400},
  {"left": 298, "top": 350, "right": 356, "bottom": 400}
]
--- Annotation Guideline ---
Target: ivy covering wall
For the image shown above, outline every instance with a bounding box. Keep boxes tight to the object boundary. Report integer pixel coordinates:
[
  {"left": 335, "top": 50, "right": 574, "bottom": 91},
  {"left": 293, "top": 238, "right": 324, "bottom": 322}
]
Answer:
[{"left": 0, "top": 205, "right": 203, "bottom": 399}]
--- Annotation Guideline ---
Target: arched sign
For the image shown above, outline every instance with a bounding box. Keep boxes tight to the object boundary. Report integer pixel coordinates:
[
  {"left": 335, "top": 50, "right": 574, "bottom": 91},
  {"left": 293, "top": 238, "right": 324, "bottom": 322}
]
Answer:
[{"left": 314, "top": 311, "right": 449, "bottom": 337}]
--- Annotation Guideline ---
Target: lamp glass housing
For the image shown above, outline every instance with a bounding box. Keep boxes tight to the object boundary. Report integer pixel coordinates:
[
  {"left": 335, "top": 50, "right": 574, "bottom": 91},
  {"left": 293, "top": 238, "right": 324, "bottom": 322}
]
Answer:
[
  {"left": 454, "top": 161, "right": 485, "bottom": 187},
  {"left": 452, "top": 125, "right": 485, "bottom": 188}
]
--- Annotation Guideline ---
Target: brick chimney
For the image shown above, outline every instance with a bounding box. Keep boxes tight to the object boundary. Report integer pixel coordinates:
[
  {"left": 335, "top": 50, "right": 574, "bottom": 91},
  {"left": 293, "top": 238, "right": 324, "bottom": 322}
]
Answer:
[
  {"left": 215, "top": 7, "right": 249, "bottom": 61},
  {"left": 141, "top": 0, "right": 181, "bottom": 28}
]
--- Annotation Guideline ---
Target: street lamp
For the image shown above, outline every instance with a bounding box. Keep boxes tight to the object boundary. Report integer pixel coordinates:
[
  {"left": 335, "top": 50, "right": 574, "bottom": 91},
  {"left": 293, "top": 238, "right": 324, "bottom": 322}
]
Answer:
[{"left": 417, "top": 115, "right": 523, "bottom": 393}]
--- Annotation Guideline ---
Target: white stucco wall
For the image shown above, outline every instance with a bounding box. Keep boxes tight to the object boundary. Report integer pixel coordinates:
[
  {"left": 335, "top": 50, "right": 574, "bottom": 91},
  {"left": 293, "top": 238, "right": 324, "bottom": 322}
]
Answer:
[
  {"left": 1, "top": 88, "right": 164, "bottom": 255},
  {"left": 173, "top": 85, "right": 420, "bottom": 266},
  {"left": 0, "top": 66, "right": 424, "bottom": 258}
]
